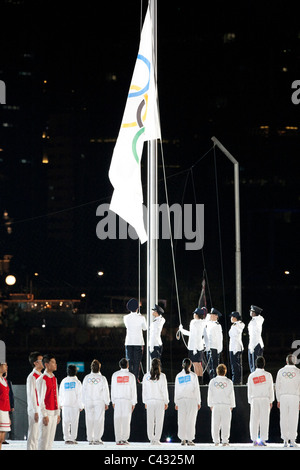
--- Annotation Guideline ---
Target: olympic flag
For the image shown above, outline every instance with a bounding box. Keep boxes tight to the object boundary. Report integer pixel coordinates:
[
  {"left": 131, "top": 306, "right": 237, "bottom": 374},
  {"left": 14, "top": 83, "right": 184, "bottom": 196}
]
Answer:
[{"left": 108, "top": 7, "right": 161, "bottom": 244}]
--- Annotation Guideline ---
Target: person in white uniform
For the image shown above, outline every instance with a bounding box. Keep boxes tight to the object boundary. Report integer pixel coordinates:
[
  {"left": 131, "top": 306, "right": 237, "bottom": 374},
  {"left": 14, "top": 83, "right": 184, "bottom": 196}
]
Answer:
[
  {"left": 248, "top": 305, "right": 264, "bottom": 373},
  {"left": 174, "top": 358, "right": 201, "bottom": 446},
  {"left": 142, "top": 358, "right": 169, "bottom": 444},
  {"left": 111, "top": 358, "right": 137, "bottom": 445},
  {"left": 179, "top": 307, "right": 206, "bottom": 382},
  {"left": 124, "top": 298, "right": 147, "bottom": 381},
  {"left": 204, "top": 308, "right": 223, "bottom": 379},
  {"left": 36, "top": 354, "right": 61, "bottom": 450},
  {"left": 26, "top": 351, "right": 43, "bottom": 450},
  {"left": 228, "top": 312, "right": 245, "bottom": 384},
  {"left": 59, "top": 364, "right": 83, "bottom": 444},
  {"left": 208, "top": 363, "right": 236, "bottom": 446},
  {"left": 149, "top": 304, "right": 165, "bottom": 361},
  {"left": 275, "top": 354, "right": 300, "bottom": 447},
  {"left": 82, "top": 359, "right": 110, "bottom": 445},
  {"left": 247, "top": 356, "right": 274, "bottom": 446}
]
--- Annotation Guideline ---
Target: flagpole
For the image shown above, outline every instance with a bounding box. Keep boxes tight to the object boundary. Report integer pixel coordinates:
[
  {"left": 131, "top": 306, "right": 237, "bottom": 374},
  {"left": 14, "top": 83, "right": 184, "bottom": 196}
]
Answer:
[{"left": 146, "top": 0, "right": 158, "bottom": 373}]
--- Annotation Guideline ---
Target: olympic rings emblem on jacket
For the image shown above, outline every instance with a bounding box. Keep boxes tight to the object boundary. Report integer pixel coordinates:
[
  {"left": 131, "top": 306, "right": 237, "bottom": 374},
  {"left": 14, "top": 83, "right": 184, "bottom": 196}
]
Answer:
[
  {"left": 282, "top": 372, "right": 296, "bottom": 379},
  {"left": 213, "top": 381, "right": 227, "bottom": 389}
]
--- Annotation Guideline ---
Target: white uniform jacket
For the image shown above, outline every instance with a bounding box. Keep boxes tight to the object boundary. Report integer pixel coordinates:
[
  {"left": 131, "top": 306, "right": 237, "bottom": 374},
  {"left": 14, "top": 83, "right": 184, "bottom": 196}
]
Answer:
[
  {"left": 26, "top": 369, "right": 41, "bottom": 415},
  {"left": 124, "top": 312, "right": 147, "bottom": 346},
  {"left": 59, "top": 376, "right": 83, "bottom": 409},
  {"left": 229, "top": 321, "right": 245, "bottom": 354},
  {"left": 204, "top": 320, "right": 223, "bottom": 353},
  {"left": 149, "top": 315, "right": 165, "bottom": 352},
  {"left": 247, "top": 368, "right": 274, "bottom": 405},
  {"left": 82, "top": 372, "right": 110, "bottom": 407},
  {"left": 111, "top": 368, "right": 137, "bottom": 406},
  {"left": 180, "top": 318, "right": 206, "bottom": 353},
  {"left": 174, "top": 370, "right": 201, "bottom": 406},
  {"left": 248, "top": 315, "right": 264, "bottom": 353},
  {"left": 275, "top": 365, "right": 300, "bottom": 401},
  {"left": 142, "top": 372, "right": 169, "bottom": 405},
  {"left": 207, "top": 376, "right": 236, "bottom": 408}
]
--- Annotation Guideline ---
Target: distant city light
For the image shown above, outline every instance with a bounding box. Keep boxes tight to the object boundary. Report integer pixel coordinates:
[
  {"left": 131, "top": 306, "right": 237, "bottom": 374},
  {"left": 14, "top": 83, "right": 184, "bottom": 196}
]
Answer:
[
  {"left": 81, "top": 293, "right": 86, "bottom": 298},
  {"left": 284, "top": 270, "right": 290, "bottom": 275},
  {"left": 97, "top": 271, "right": 104, "bottom": 276},
  {"left": 5, "top": 275, "right": 16, "bottom": 286}
]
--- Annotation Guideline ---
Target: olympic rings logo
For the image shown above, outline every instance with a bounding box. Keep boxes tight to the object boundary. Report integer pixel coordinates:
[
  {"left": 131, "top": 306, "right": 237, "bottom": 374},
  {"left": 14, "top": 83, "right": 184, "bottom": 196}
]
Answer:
[
  {"left": 87, "top": 378, "right": 101, "bottom": 384},
  {"left": 214, "top": 381, "right": 227, "bottom": 389},
  {"left": 282, "top": 372, "right": 296, "bottom": 379}
]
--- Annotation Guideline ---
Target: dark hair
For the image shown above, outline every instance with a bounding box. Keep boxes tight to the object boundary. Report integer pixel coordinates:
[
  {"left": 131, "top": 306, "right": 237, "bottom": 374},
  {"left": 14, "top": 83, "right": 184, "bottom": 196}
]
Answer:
[
  {"left": 28, "top": 351, "right": 42, "bottom": 368},
  {"left": 182, "top": 358, "right": 192, "bottom": 374},
  {"left": 91, "top": 359, "right": 100, "bottom": 373},
  {"left": 255, "top": 356, "right": 265, "bottom": 369},
  {"left": 150, "top": 358, "right": 161, "bottom": 381},
  {"left": 42, "top": 354, "right": 55, "bottom": 367},
  {"left": 119, "top": 358, "right": 129, "bottom": 369},
  {"left": 67, "top": 364, "right": 77, "bottom": 376},
  {"left": 286, "top": 354, "right": 296, "bottom": 365}
]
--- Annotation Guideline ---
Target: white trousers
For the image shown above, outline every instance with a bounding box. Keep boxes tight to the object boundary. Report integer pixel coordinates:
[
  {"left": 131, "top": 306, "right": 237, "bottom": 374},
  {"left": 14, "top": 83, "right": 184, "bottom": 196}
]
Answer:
[
  {"left": 113, "top": 399, "right": 133, "bottom": 442},
  {"left": 38, "top": 414, "right": 58, "bottom": 450},
  {"left": 211, "top": 404, "right": 232, "bottom": 444},
  {"left": 85, "top": 402, "right": 105, "bottom": 442},
  {"left": 279, "top": 395, "right": 299, "bottom": 442},
  {"left": 177, "top": 398, "right": 198, "bottom": 442},
  {"left": 61, "top": 406, "right": 80, "bottom": 442},
  {"left": 27, "top": 412, "right": 39, "bottom": 450},
  {"left": 146, "top": 400, "right": 165, "bottom": 442},
  {"left": 249, "top": 397, "right": 270, "bottom": 442}
]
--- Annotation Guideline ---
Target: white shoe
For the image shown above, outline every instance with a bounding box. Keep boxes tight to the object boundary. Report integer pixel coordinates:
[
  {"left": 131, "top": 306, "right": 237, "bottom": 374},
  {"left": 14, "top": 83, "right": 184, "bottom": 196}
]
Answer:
[{"left": 290, "top": 441, "right": 298, "bottom": 448}]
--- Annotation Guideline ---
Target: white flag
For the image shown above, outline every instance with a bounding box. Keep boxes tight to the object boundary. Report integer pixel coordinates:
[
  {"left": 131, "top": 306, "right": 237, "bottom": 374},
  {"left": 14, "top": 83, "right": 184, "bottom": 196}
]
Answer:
[{"left": 108, "top": 7, "right": 161, "bottom": 244}]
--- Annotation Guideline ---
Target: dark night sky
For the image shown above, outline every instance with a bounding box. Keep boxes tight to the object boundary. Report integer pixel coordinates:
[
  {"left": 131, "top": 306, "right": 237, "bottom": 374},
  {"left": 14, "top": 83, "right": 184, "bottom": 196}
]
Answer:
[{"left": 0, "top": 0, "right": 299, "bottom": 325}]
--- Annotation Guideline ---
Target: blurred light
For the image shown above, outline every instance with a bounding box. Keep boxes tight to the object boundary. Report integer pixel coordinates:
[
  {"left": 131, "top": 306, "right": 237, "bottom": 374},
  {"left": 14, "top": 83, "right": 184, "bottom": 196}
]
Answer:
[
  {"left": 5, "top": 275, "right": 16, "bottom": 286},
  {"left": 81, "top": 293, "right": 86, "bottom": 298},
  {"left": 284, "top": 270, "right": 290, "bottom": 275},
  {"left": 97, "top": 271, "right": 104, "bottom": 276},
  {"left": 166, "top": 437, "right": 172, "bottom": 443}
]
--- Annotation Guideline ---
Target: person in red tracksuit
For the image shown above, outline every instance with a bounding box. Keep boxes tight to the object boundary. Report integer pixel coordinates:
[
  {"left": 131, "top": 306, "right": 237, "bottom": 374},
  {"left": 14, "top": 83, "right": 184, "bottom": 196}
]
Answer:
[
  {"left": 0, "top": 362, "right": 10, "bottom": 451},
  {"left": 36, "top": 354, "right": 61, "bottom": 450}
]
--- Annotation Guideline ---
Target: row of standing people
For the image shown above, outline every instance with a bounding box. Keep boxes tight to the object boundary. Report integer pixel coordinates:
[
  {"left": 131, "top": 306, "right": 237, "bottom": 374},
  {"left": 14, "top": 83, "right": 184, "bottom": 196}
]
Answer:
[
  {"left": 125, "top": 299, "right": 264, "bottom": 385},
  {"left": 12, "top": 350, "right": 300, "bottom": 450}
]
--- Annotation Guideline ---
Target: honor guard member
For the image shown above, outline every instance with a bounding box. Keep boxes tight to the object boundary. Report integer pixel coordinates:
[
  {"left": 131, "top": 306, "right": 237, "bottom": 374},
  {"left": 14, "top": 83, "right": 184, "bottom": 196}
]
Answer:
[
  {"left": 247, "top": 356, "right": 274, "bottom": 446},
  {"left": 248, "top": 305, "right": 264, "bottom": 373},
  {"left": 124, "top": 298, "right": 147, "bottom": 381},
  {"left": 229, "top": 312, "right": 245, "bottom": 384},
  {"left": 275, "top": 354, "right": 300, "bottom": 447},
  {"left": 149, "top": 304, "right": 165, "bottom": 361},
  {"left": 179, "top": 307, "right": 207, "bottom": 381},
  {"left": 26, "top": 351, "right": 43, "bottom": 450},
  {"left": 204, "top": 308, "right": 223, "bottom": 379}
]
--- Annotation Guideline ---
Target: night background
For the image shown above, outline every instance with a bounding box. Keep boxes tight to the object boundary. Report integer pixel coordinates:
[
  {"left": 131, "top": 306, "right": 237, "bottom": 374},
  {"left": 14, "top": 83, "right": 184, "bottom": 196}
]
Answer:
[{"left": 0, "top": 0, "right": 299, "bottom": 385}]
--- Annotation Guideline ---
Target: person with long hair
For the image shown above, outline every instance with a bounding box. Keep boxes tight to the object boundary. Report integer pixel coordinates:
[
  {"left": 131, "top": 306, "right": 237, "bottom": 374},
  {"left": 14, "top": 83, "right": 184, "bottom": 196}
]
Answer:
[
  {"left": 174, "top": 358, "right": 201, "bottom": 446},
  {"left": 142, "top": 358, "right": 169, "bottom": 445},
  {"left": 0, "top": 362, "right": 10, "bottom": 451}
]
